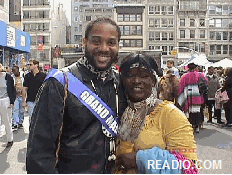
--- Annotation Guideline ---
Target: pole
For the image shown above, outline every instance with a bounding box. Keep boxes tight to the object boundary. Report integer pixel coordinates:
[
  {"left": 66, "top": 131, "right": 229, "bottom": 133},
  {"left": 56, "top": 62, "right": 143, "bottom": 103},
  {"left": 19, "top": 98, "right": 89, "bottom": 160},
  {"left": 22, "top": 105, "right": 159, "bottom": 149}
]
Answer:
[{"left": 3, "top": 47, "right": 4, "bottom": 66}]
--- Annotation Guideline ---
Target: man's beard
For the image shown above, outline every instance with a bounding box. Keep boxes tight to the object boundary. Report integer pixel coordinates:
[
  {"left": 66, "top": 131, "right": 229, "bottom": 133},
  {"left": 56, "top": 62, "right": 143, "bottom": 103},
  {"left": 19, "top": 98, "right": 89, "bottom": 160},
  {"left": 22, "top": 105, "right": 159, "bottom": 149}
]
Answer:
[{"left": 84, "top": 48, "right": 118, "bottom": 71}]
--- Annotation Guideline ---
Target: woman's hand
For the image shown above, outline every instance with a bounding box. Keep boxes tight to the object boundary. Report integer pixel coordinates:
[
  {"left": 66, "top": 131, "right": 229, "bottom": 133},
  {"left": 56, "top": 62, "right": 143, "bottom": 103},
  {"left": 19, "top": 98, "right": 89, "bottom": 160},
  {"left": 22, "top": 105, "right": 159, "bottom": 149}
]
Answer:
[{"left": 118, "top": 152, "right": 137, "bottom": 169}]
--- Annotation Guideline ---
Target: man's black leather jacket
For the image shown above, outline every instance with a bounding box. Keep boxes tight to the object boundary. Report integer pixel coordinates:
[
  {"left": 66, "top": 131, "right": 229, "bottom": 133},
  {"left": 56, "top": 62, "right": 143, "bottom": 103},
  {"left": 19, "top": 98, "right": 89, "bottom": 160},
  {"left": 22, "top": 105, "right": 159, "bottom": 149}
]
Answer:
[{"left": 26, "top": 62, "right": 127, "bottom": 173}]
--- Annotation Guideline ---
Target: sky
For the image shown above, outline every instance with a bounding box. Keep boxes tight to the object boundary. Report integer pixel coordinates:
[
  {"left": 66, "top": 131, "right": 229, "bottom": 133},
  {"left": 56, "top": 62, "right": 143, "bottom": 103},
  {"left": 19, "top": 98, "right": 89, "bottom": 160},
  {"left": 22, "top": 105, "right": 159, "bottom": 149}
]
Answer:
[{"left": 55, "top": 0, "right": 72, "bottom": 25}]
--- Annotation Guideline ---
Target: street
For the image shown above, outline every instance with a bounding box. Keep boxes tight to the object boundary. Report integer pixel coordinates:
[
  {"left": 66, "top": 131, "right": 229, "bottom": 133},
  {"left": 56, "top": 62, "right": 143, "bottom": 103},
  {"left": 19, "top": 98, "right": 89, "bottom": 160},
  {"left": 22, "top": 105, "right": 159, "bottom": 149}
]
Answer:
[{"left": 0, "top": 112, "right": 232, "bottom": 174}]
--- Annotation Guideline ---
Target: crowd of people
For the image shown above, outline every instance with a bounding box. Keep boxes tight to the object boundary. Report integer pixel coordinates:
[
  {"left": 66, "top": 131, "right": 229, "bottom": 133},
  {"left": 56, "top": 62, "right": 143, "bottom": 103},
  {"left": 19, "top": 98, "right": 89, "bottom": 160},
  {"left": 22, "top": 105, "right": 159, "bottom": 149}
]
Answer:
[
  {"left": 0, "top": 17, "right": 232, "bottom": 174},
  {"left": 0, "top": 60, "right": 47, "bottom": 147}
]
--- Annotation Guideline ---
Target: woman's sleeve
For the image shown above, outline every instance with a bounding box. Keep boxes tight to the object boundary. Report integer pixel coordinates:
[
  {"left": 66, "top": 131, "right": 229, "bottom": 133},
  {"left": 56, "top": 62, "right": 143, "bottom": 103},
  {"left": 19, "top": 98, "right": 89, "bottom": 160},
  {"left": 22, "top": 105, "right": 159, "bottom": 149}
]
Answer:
[{"left": 161, "top": 105, "right": 198, "bottom": 161}]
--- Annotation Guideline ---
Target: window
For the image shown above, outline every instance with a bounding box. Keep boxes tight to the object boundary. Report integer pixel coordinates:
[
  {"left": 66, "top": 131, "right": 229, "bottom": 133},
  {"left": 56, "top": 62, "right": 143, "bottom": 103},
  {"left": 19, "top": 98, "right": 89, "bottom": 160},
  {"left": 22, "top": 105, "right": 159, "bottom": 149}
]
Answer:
[
  {"left": 137, "top": 26, "right": 142, "bottom": 35},
  {"left": 149, "top": 45, "right": 154, "bottom": 50},
  {"left": 222, "top": 5, "right": 229, "bottom": 15},
  {"left": 23, "top": 0, "right": 29, "bottom": 6},
  {"left": 23, "top": 11, "right": 29, "bottom": 19},
  {"left": 169, "top": 46, "right": 174, "bottom": 55},
  {"left": 43, "top": 36, "right": 50, "bottom": 44},
  {"left": 180, "top": 30, "right": 185, "bottom": 38},
  {"left": 30, "top": 0, "right": 36, "bottom": 6},
  {"left": 210, "top": 45, "right": 216, "bottom": 55},
  {"left": 215, "top": 19, "right": 222, "bottom": 27},
  {"left": 44, "top": 23, "right": 49, "bottom": 31},
  {"left": 86, "top": 16, "right": 91, "bottom": 21},
  {"left": 229, "top": 45, "right": 232, "bottom": 55},
  {"left": 210, "top": 31, "right": 215, "bottom": 40},
  {"left": 190, "top": 19, "right": 195, "bottom": 27},
  {"left": 223, "top": 32, "right": 228, "bottom": 40},
  {"left": 155, "top": 6, "right": 160, "bottom": 14},
  {"left": 149, "top": 32, "right": 154, "bottom": 41},
  {"left": 120, "top": 25, "right": 142, "bottom": 36},
  {"left": 149, "top": 6, "right": 154, "bottom": 14},
  {"left": 130, "top": 15, "right": 136, "bottom": 22},
  {"left": 122, "top": 40, "right": 142, "bottom": 47},
  {"left": 200, "top": 30, "right": 205, "bottom": 38},
  {"left": 199, "top": 19, "right": 205, "bottom": 27},
  {"left": 155, "top": 19, "right": 160, "bottom": 27},
  {"left": 169, "top": 32, "right": 173, "bottom": 40},
  {"left": 23, "top": 24, "right": 30, "bottom": 32},
  {"left": 199, "top": 43, "right": 205, "bottom": 52},
  {"left": 216, "top": 45, "right": 221, "bottom": 54},
  {"left": 209, "top": 19, "right": 215, "bottom": 27},
  {"left": 137, "top": 40, "right": 142, "bottom": 47},
  {"left": 30, "top": 23, "right": 36, "bottom": 32},
  {"left": 124, "top": 40, "right": 130, "bottom": 47},
  {"left": 30, "top": 36, "right": 36, "bottom": 45},
  {"left": 230, "top": 32, "right": 232, "bottom": 41},
  {"left": 168, "top": 19, "right": 173, "bottom": 27},
  {"left": 124, "top": 26, "right": 129, "bottom": 35},
  {"left": 209, "top": 6, "right": 215, "bottom": 15},
  {"left": 190, "top": 30, "right": 195, "bottom": 38},
  {"left": 216, "top": 5, "right": 222, "bottom": 15},
  {"left": 167, "top": 6, "right": 173, "bottom": 14},
  {"left": 131, "top": 40, "right": 136, "bottom": 47},
  {"left": 74, "top": 35, "right": 82, "bottom": 42},
  {"left": 216, "top": 32, "right": 222, "bottom": 40},
  {"left": 161, "top": 6, "right": 166, "bottom": 15},
  {"left": 149, "top": 19, "right": 154, "bottom": 27},
  {"left": 44, "top": 11, "right": 49, "bottom": 18},
  {"left": 223, "top": 45, "right": 228, "bottom": 54},
  {"left": 137, "top": 14, "right": 142, "bottom": 21},
  {"left": 161, "top": 19, "right": 167, "bottom": 27},
  {"left": 162, "top": 46, "right": 167, "bottom": 55},
  {"left": 118, "top": 14, "right": 123, "bottom": 22},
  {"left": 74, "top": 27, "right": 78, "bottom": 32},
  {"left": 222, "top": 19, "right": 229, "bottom": 28},
  {"left": 180, "top": 19, "right": 185, "bottom": 26},
  {"left": 155, "top": 32, "right": 160, "bottom": 40},
  {"left": 74, "top": 16, "right": 78, "bottom": 22},
  {"left": 30, "top": 11, "right": 36, "bottom": 18},
  {"left": 37, "top": 23, "right": 44, "bottom": 31},
  {"left": 124, "top": 15, "right": 129, "bottom": 22},
  {"left": 130, "top": 26, "right": 136, "bottom": 35},
  {"left": 162, "top": 32, "right": 167, "bottom": 40},
  {"left": 119, "top": 26, "right": 123, "bottom": 35}
]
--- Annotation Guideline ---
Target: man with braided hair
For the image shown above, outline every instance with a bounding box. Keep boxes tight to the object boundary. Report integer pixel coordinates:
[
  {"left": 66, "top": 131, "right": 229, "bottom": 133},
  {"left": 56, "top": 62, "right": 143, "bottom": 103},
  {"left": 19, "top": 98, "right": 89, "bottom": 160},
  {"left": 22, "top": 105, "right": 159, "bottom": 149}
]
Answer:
[{"left": 26, "top": 17, "right": 127, "bottom": 173}]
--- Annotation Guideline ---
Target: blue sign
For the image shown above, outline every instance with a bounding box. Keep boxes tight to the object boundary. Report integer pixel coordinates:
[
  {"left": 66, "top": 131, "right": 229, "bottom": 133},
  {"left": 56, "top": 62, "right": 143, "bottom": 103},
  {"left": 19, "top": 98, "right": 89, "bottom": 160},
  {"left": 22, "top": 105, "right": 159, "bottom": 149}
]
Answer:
[{"left": 0, "top": 20, "right": 30, "bottom": 53}]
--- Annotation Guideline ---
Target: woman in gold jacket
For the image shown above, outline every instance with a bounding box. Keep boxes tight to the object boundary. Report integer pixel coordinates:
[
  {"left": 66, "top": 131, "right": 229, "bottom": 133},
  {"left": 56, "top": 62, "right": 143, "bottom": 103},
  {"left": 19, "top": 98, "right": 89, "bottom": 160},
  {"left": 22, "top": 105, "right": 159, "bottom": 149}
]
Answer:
[{"left": 116, "top": 53, "right": 198, "bottom": 173}]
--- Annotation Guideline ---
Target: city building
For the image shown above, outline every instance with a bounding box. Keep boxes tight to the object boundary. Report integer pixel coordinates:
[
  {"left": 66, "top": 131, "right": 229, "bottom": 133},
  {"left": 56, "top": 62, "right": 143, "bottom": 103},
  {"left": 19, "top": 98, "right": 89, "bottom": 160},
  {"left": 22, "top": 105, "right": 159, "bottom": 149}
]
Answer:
[
  {"left": 176, "top": 0, "right": 208, "bottom": 64},
  {"left": 207, "top": 0, "right": 232, "bottom": 61},
  {"left": 22, "top": 0, "right": 68, "bottom": 68},
  {"left": 0, "top": 0, "right": 30, "bottom": 67},
  {"left": 0, "top": 0, "right": 9, "bottom": 23},
  {"left": 71, "top": 0, "right": 114, "bottom": 46},
  {"left": 81, "top": 6, "right": 114, "bottom": 38},
  {"left": 146, "top": 0, "right": 176, "bottom": 67},
  {"left": 114, "top": 1, "right": 145, "bottom": 52},
  {"left": 9, "top": 0, "right": 21, "bottom": 30}
]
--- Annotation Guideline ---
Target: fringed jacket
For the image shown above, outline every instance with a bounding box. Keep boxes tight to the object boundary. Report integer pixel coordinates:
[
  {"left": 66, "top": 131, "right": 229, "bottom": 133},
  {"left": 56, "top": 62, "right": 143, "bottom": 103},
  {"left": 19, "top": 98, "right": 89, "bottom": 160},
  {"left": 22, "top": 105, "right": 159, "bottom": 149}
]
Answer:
[{"left": 178, "top": 71, "right": 208, "bottom": 112}]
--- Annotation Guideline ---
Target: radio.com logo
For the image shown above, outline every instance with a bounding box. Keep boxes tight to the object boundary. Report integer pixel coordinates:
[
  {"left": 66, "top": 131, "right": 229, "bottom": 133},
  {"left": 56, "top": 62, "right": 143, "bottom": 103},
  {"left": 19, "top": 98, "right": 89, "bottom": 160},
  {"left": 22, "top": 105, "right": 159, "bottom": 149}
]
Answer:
[{"left": 147, "top": 160, "right": 222, "bottom": 170}]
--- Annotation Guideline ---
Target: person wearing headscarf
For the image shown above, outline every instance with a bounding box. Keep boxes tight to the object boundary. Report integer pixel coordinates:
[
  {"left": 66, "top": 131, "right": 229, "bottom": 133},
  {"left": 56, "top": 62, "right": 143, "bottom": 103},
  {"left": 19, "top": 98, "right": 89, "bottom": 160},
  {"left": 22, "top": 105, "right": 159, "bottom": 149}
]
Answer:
[
  {"left": 116, "top": 53, "right": 198, "bottom": 173},
  {"left": 221, "top": 68, "right": 232, "bottom": 127}
]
